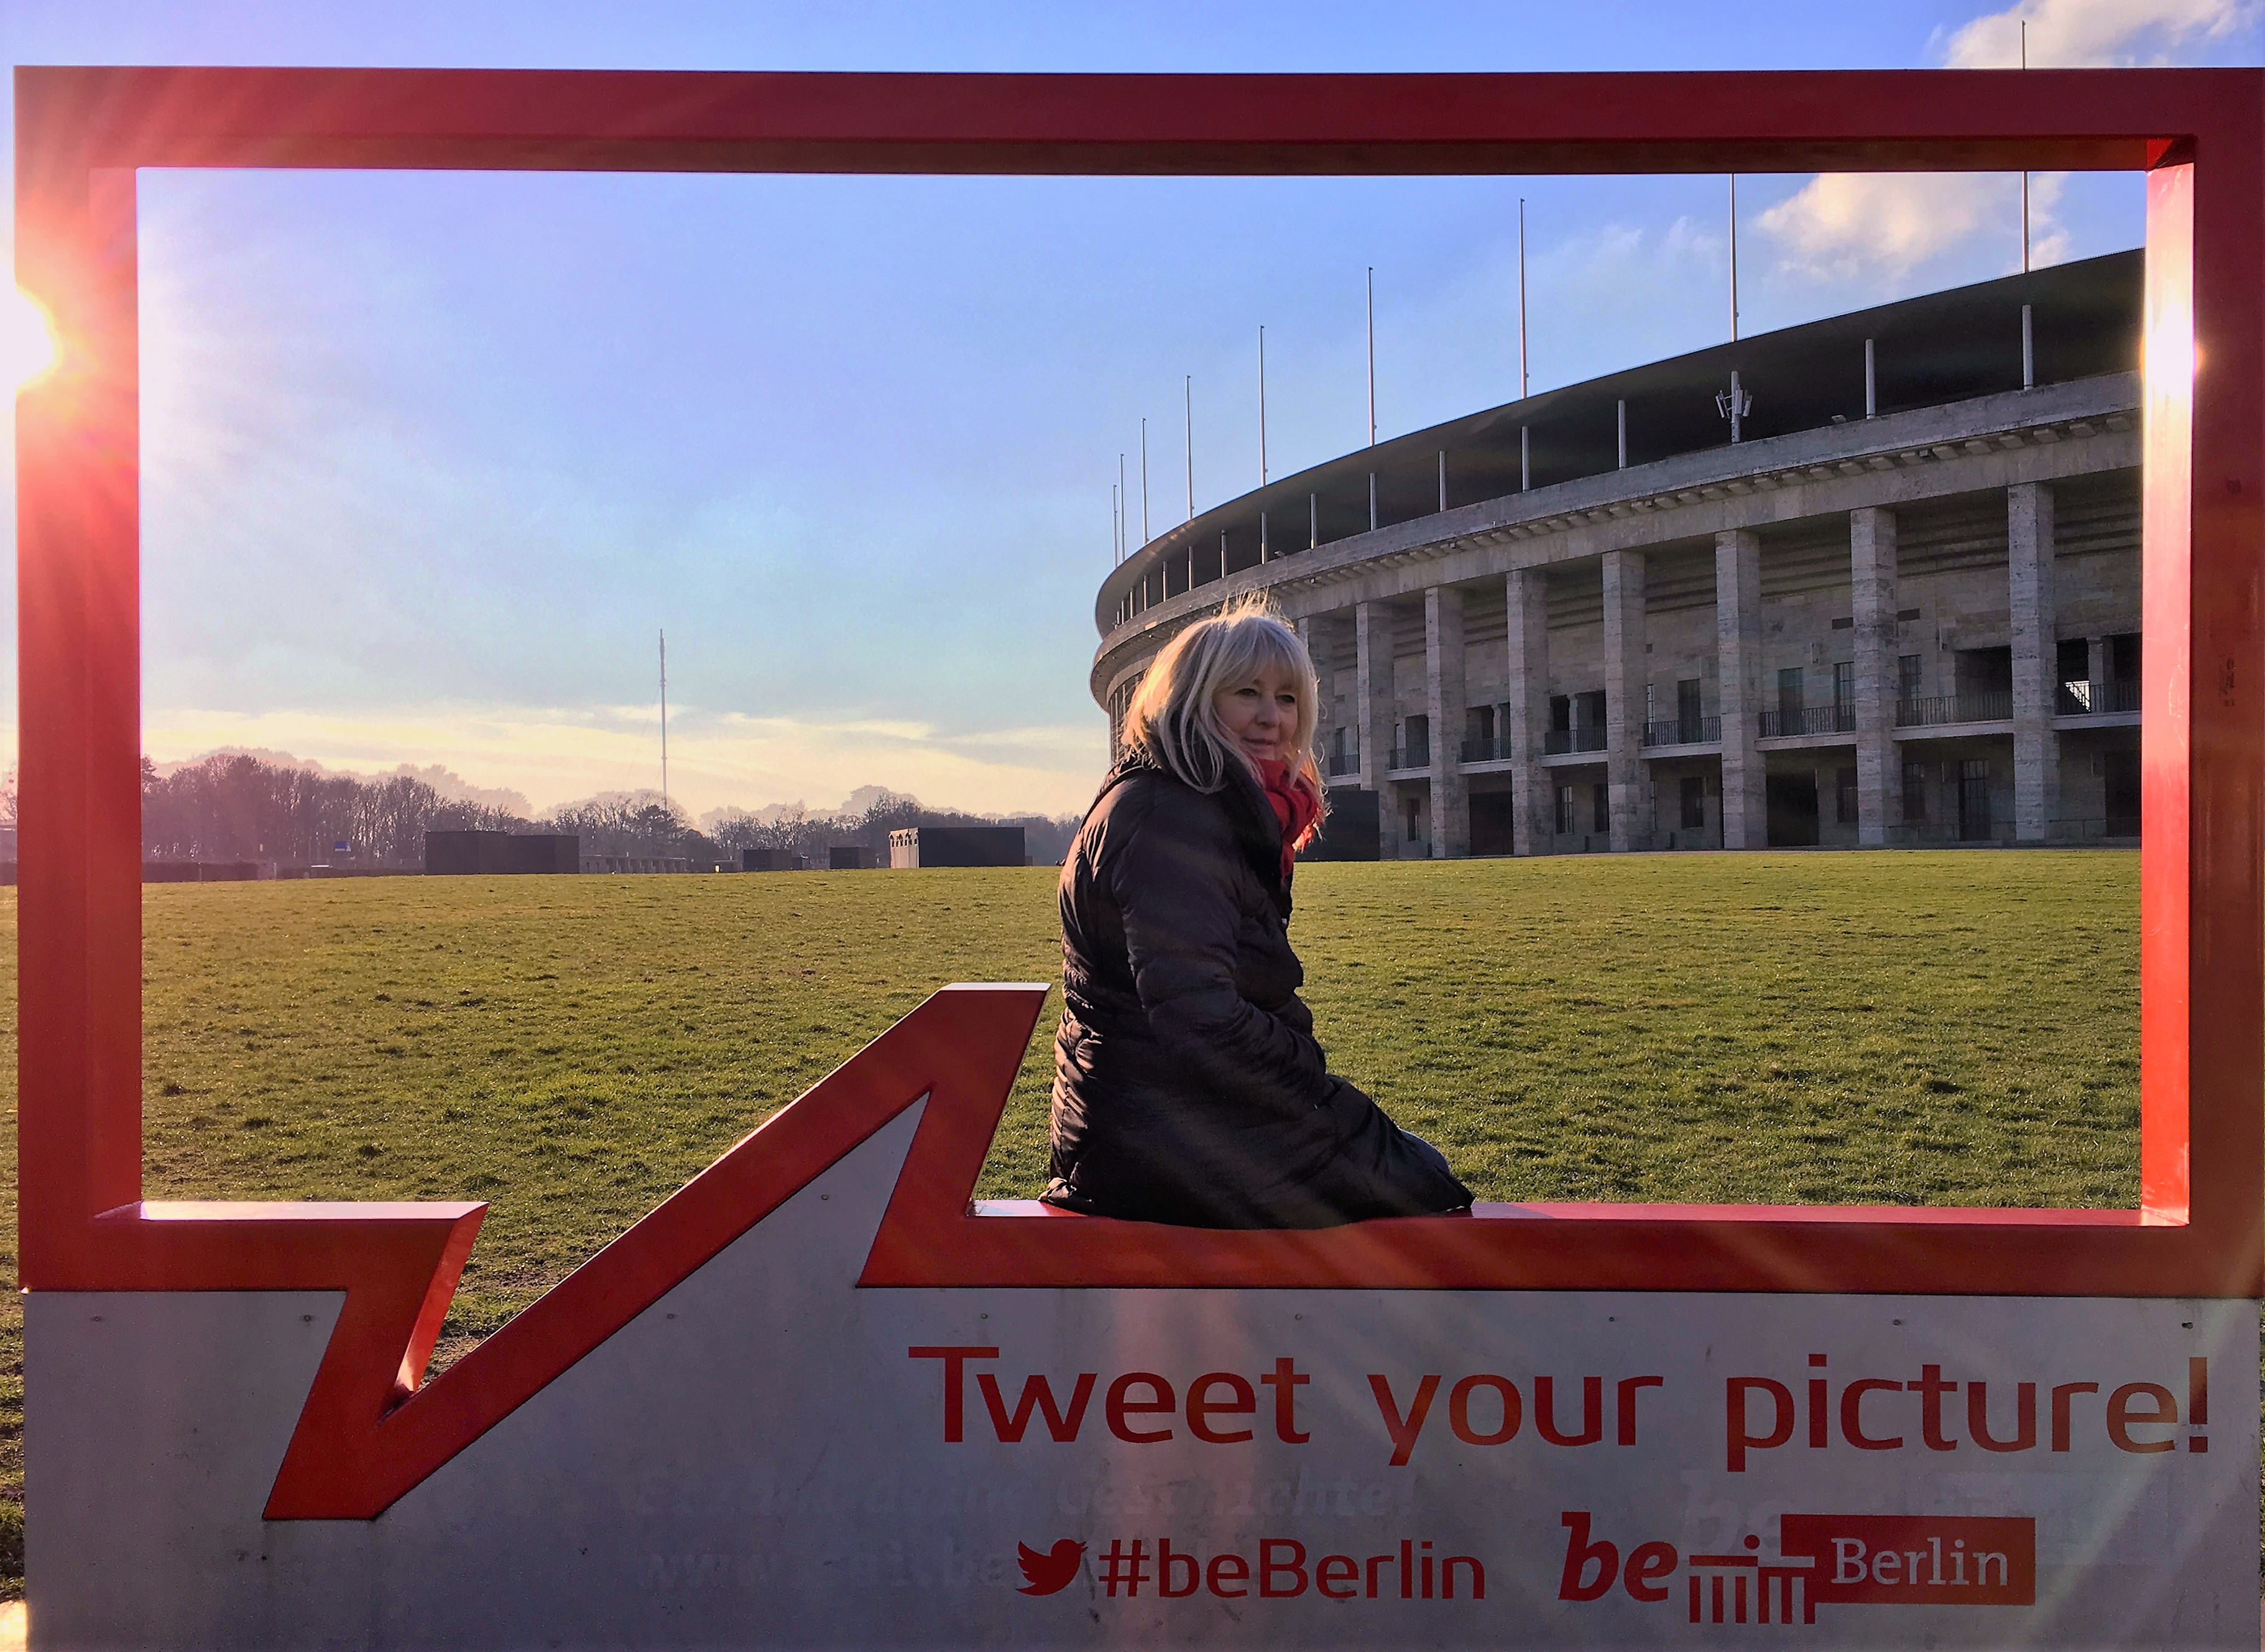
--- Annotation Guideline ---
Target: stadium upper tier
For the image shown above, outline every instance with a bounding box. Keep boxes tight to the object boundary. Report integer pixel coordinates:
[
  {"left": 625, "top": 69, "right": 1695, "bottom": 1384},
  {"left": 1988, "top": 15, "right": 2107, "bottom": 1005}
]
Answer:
[{"left": 1092, "top": 251, "right": 2139, "bottom": 658}]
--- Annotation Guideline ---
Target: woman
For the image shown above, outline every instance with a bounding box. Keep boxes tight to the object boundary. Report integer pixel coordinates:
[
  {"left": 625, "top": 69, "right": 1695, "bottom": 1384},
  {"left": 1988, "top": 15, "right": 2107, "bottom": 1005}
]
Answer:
[{"left": 1043, "top": 599, "right": 1473, "bottom": 1228}]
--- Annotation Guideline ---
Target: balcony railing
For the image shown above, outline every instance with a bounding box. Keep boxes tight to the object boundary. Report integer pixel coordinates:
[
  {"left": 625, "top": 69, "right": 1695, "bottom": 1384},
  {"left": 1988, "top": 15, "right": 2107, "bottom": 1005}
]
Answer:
[
  {"left": 2056, "top": 678, "right": 2141, "bottom": 716},
  {"left": 1896, "top": 691, "right": 2014, "bottom": 727},
  {"left": 1543, "top": 727, "right": 1607, "bottom": 755},
  {"left": 1387, "top": 743, "right": 1431, "bottom": 771},
  {"left": 1641, "top": 716, "right": 1720, "bottom": 747},
  {"left": 1326, "top": 746, "right": 1360, "bottom": 779},
  {"left": 1460, "top": 736, "right": 1511, "bottom": 764},
  {"left": 1758, "top": 704, "right": 1857, "bottom": 738}
]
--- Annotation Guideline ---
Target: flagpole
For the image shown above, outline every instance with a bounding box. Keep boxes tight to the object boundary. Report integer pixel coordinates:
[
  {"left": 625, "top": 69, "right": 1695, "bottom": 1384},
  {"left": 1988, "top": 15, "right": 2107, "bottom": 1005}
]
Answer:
[
  {"left": 1729, "top": 175, "right": 1740, "bottom": 343},
  {"left": 2019, "top": 21, "right": 2031, "bottom": 272},
  {"left": 1518, "top": 198, "right": 1529, "bottom": 400},
  {"left": 1184, "top": 374, "right": 1194, "bottom": 523},
  {"left": 1258, "top": 325, "right": 1268, "bottom": 486},
  {"left": 1365, "top": 267, "right": 1377, "bottom": 446}
]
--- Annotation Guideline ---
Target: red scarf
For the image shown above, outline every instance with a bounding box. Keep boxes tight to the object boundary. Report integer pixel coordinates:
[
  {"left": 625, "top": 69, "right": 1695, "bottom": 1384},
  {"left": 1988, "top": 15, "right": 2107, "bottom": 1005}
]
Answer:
[{"left": 1255, "top": 758, "right": 1321, "bottom": 882}]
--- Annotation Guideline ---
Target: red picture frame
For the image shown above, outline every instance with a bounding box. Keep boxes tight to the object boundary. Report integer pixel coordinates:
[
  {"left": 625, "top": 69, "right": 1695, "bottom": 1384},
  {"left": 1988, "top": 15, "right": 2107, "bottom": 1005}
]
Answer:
[{"left": 15, "top": 67, "right": 2261, "bottom": 1520}]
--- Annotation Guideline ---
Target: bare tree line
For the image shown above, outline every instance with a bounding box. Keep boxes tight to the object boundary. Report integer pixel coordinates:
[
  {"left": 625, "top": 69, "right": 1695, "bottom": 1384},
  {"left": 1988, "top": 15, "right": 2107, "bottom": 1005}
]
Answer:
[
  {"left": 118, "top": 754, "right": 1081, "bottom": 868},
  {"left": 141, "top": 754, "right": 528, "bottom": 865}
]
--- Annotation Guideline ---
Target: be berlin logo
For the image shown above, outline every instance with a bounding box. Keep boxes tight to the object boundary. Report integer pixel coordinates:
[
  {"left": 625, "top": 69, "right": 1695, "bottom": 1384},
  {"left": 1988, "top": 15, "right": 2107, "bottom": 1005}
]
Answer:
[{"left": 1015, "top": 1515, "right": 2037, "bottom": 1624}]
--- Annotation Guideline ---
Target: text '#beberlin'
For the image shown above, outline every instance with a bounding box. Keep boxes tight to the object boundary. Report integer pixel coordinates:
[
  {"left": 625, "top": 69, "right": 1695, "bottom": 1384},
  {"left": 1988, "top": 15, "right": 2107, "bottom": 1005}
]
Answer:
[{"left": 1090, "top": 1538, "right": 1480, "bottom": 1601}]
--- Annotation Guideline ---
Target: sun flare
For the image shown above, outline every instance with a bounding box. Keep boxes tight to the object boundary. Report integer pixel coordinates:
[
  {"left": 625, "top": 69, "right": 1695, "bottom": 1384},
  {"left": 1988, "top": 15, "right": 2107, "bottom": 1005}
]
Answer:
[{"left": 5, "top": 287, "right": 61, "bottom": 390}]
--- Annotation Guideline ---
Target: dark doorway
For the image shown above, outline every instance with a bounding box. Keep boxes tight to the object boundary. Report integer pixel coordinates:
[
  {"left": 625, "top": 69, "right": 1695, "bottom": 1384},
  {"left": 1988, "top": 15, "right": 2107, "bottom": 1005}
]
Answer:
[
  {"left": 1307, "top": 787, "right": 1381, "bottom": 861},
  {"left": 1957, "top": 757, "right": 1993, "bottom": 841},
  {"left": 2109, "top": 632, "right": 2142, "bottom": 713},
  {"left": 2103, "top": 747, "right": 2140, "bottom": 838},
  {"left": 1766, "top": 772, "right": 1820, "bottom": 846},
  {"left": 1955, "top": 646, "right": 2014, "bottom": 720},
  {"left": 1469, "top": 791, "right": 1518, "bottom": 857}
]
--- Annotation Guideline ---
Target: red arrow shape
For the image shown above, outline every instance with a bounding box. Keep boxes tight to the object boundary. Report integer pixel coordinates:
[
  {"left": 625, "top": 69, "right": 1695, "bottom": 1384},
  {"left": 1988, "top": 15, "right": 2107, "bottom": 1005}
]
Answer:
[{"left": 31, "top": 984, "right": 1049, "bottom": 1520}]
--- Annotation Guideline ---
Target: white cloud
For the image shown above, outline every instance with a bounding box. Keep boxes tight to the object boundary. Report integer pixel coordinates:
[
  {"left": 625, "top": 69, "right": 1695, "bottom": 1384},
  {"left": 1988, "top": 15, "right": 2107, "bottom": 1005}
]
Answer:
[
  {"left": 1757, "top": 172, "right": 2065, "bottom": 282},
  {"left": 1758, "top": 0, "right": 2246, "bottom": 286},
  {"left": 1940, "top": 0, "right": 2256, "bottom": 68}
]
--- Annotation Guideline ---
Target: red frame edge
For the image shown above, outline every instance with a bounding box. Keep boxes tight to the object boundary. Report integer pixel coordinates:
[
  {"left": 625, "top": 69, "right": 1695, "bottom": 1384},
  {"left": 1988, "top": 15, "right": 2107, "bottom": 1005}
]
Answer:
[{"left": 14, "top": 67, "right": 2263, "bottom": 1521}]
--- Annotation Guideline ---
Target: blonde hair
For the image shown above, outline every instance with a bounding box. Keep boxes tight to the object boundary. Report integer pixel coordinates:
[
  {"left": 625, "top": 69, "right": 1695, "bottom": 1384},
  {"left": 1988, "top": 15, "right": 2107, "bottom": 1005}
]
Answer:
[{"left": 1121, "top": 598, "right": 1327, "bottom": 818}]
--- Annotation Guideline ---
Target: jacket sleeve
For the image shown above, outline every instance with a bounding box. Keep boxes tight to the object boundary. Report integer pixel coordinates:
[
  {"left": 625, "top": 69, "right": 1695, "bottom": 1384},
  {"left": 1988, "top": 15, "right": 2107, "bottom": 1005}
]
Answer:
[{"left": 1103, "top": 788, "right": 1332, "bottom": 1120}]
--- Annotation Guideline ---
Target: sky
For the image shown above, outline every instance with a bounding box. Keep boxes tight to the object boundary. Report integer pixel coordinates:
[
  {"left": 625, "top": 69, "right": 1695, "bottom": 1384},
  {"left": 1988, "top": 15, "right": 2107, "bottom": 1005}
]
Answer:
[{"left": 4, "top": 0, "right": 2259, "bottom": 821}]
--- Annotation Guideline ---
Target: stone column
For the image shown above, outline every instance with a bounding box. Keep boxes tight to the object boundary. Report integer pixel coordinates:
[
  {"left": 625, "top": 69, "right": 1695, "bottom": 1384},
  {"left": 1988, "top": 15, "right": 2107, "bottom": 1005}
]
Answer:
[
  {"left": 2009, "top": 482, "right": 2057, "bottom": 844},
  {"left": 1354, "top": 599, "right": 1396, "bottom": 856},
  {"left": 1505, "top": 566, "right": 1550, "bottom": 856},
  {"left": 1715, "top": 528, "right": 1766, "bottom": 849},
  {"left": 1424, "top": 585, "right": 1467, "bottom": 858},
  {"left": 1602, "top": 550, "right": 1647, "bottom": 852},
  {"left": 1294, "top": 614, "right": 1322, "bottom": 770},
  {"left": 1850, "top": 507, "right": 1901, "bottom": 847}
]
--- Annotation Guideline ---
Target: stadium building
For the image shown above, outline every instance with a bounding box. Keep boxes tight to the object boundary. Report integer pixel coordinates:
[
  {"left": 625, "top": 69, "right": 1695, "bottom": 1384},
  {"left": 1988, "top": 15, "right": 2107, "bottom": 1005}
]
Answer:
[{"left": 1089, "top": 252, "right": 2143, "bottom": 857}]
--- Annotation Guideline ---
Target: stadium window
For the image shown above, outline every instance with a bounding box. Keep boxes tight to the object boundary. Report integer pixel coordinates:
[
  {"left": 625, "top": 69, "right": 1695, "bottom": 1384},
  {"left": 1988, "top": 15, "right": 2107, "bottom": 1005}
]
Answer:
[
  {"left": 1958, "top": 757, "right": 1993, "bottom": 841},
  {"left": 1549, "top": 694, "right": 1571, "bottom": 734},
  {"left": 1836, "top": 766, "right": 1858, "bottom": 824},
  {"left": 1555, "top": 784, "right": 1575, "bottom": 835},
  {"left": 1679, "top": 775, "right": 1704, "bottom": 829},
  {"left": 1591, "top": 782, "right": 1609, "bottom": 834},
  {"left": 2109, "top": 631, "right": 2141, "bottom": 688},
  {"left": 1833, "top": 661, "right": 1853, "bottom": 714},
  {"left": 1898, "top": 653, "right": 1922, "bottom": 708},
  {"left": 1903, "top": 761, "right": 1929, "bottom": 824},
  {"left": 1776, "top": 667, "right": 1804, "bottom": 726},
  {"left": 1404, "top": 796, "right": 1422, "bottom": 844},
  {"left": 2057, "top": 637, "right": 2092, "bottom": 711}
]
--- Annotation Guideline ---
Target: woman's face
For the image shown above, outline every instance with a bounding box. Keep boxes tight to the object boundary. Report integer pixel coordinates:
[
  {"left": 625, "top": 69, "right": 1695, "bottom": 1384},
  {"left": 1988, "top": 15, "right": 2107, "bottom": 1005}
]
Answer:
[{"left": 1213, "top": 662, "right": 1302, "bottom": 768}]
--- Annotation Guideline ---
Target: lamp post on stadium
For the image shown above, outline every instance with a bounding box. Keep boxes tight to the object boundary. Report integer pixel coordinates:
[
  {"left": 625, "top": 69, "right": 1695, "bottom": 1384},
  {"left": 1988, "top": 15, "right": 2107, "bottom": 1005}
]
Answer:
[{"left": 1716, "top": 373, "right": 1751, "bottom": 445}]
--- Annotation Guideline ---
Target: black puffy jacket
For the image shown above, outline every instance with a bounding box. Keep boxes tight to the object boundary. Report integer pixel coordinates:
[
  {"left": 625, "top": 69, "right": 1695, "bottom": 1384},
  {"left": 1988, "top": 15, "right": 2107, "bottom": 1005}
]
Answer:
[{"left": 1044, "top": 757, "right": 1471, "bottom": 1228}]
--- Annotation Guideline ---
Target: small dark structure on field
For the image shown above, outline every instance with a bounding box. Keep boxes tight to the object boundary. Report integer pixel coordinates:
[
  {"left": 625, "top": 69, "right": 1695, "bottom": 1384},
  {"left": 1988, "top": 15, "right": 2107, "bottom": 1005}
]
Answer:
[
  {"left": 424, "top": 831, "right": 581, "bottom": 875},
  {"left": 828, "top": 846, "right": 874, "bottom": 870},
  {"left": 742, "top": 848, "right": 804, "bottom": 872},
  {"left": 888, "top": 826, "right": 1025, "bottom": 869},
  {"left": 143, "top": 861, "right": 261, "bottom": 884},
  {"left": 1304, "top": 789, "right": 1382, "bottom": 862}
]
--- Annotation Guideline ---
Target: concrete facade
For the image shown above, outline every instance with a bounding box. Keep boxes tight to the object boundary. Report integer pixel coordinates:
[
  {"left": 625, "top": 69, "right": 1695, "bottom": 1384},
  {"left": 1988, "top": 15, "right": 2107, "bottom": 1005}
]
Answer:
[{"left": 1095, "top": 349, "right": 2143, "bottom": 858}]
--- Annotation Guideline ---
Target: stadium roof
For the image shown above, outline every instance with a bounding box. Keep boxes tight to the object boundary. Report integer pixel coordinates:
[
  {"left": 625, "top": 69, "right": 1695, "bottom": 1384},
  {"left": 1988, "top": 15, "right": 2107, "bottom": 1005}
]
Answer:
[{"left": 1096, "top": 248, "right": 2142, "bottom": 634}]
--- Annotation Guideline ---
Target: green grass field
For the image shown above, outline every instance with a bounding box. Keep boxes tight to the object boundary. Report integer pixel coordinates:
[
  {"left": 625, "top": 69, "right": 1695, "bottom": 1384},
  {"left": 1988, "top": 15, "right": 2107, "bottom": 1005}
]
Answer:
[{"left": 0, "top": 851, "right": 2146, "bottom": 1597}]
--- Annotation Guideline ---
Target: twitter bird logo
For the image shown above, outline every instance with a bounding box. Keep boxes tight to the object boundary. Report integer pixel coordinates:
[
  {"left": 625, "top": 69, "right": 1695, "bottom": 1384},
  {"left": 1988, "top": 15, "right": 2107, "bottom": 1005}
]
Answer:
[{"left": 1016, "top": 1538, "right": 1085, "bottom": 1596}]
